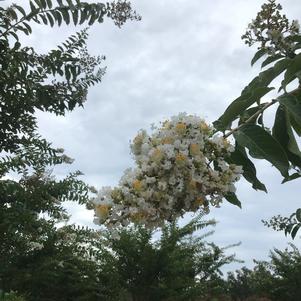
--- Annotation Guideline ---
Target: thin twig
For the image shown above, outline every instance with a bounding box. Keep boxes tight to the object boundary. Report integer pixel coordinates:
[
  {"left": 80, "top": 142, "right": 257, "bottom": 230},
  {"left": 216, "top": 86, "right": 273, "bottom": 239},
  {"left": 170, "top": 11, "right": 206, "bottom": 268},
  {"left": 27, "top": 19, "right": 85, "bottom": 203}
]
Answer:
[
  {"left": 224, "top": 100, "right": 278, "bottom": 138},
  {"left": 223, "top": 87, "right": 301, "bottom": 139}
]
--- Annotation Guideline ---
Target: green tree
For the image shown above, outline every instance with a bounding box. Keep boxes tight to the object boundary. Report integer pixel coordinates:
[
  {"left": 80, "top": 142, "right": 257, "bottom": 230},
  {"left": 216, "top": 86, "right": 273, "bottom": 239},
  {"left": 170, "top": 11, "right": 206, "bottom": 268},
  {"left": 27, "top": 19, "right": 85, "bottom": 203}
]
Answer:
[
  {"left": 0, "top": 0, "right": 140, "bottom": 297},
  {"left": 101, "top": 216, "right": 239, "bottom": 301},
  {"left": 227, "top": 244, "right": 301, "bottom": 301}
]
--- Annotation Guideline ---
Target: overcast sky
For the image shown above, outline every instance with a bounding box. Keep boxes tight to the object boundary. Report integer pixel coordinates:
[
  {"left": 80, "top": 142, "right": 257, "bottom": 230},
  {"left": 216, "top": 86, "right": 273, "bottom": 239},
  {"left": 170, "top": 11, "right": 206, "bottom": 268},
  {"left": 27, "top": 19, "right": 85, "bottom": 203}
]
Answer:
[{"left": 15, "top": 0, "right": 301, "bottom": 272}]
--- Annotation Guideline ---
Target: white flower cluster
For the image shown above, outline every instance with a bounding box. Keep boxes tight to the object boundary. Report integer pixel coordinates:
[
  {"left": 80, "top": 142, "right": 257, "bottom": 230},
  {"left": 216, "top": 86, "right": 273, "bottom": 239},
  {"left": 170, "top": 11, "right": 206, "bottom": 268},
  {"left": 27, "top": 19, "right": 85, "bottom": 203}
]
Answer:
[
  {"left": 93, "top": 113, "right": 243, "bottom": 232},
  {"left": 247, "top": 18, "right": 300, "bottom": 55}
]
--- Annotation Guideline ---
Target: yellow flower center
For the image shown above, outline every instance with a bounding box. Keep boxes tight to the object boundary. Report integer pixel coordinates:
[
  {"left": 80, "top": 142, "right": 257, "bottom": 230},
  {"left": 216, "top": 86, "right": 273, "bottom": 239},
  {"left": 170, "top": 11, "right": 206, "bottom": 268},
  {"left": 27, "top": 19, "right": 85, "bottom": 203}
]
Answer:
[
  {"left": 223, "top": 138, "right": 230, "bottom": 147},
  {"left": 133, "top": 179, "right": 142, "bottom": 191},
  {"left": 151, "top": 148, "right": 164, "bottom": 162},
  {"left": 162, "top": 137, "right": 174, "bottom": 144},
  {"left": 194, "top": 197, "right": 205, "bottom": 206},
  {"left": 95, "top": 204, "right": 110, "bottom": 219},
  {"left": 175, "top": 153, "right": 187, "bottom": 165},
  {"left": 200, "top": 121, "right": 209, "bottom": 132},
  {"left": 131, "top": 212, "right": 145, "bottom": 222},
  {"left": 175, "top": 122, "right": 187, "bottom": 135},
  {"left": 190, "top": 143, "right": 200, "bottom": 156}
]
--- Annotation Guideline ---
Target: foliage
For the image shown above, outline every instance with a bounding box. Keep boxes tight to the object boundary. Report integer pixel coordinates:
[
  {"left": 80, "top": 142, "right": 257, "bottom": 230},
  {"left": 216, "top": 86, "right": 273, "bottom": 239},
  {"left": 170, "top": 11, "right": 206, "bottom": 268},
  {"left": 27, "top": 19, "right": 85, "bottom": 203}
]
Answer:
[
  {"left": 222, "top": 0, "right": 301, "bottom": 238},
  {"left": 214, "top": 0, "right": 301, "bottom": 184},
  {"left": 0, "top": 0, "right": 140, "bottom": 298},
  {"left": 263, "top": 208, "right": 301, "bottom": 239},
  {"left": 0, "top": 292, "right": 26, "bottom": 301},
  {"left": 226, "top": 244, "right": 301, "bottom": 301},
  {"left": 100, "top": 215, "right": 239, "bottom": 301},
  {"left": 2, "top": 224, "right": 117, "bottom": 301}
]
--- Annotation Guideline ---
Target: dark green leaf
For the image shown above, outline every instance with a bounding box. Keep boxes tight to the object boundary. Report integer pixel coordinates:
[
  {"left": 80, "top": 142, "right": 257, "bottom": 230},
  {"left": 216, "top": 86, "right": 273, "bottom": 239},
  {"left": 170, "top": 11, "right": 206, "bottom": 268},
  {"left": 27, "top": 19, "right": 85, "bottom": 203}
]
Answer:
[
  {"left": 279, "top": 93, "right": 301, "bottom": 127},
  {"left": 239, "top": 104, "right": 265, "bottom": 125},
  {"left": 282, "top": 54, "right": 301, "bottom": 89},
  {"left": 228, "top": 145, "right": 267, "bottom": 192},
  {"left": 224, "top": 192, "right": 242, "bottom": 208},
  {"left": 22, "top": 22, "right": 32, "bottom": 34},
  {"left": 290, "top": 112, "right": 301, "bottom": 137},
  {"left": 34, "top": 0, "right": 42, "bottom": 9},
  {"left": 39, "top": 13, "right": 48, "bottom": 24},
  {"left": 243, "top": 59, "right": 289, "bottom": 94},
  {"left": 40, "top": 0, "right": 47, "bottom": 9},
  {"left": 291, "top": 224, "right": 301, "bottom": 239},
  {"left": 46, "top": 12, "right": 54, "bottom": 27},
  {"left": 30, "top": 1, "right": 38, "bottom": 13},
  {"left": 288, "top": 35, "right": 301, "bottom": 43},
  {"left": 214, "top": 87, "right": 273, "bottom": 131},
  {"left": 79, "top": 8, "right": 88, "bottom": 24},
  {"left": 234, "top": 124, "right": 289, "bottom": 177},
  {"left": 46, "top": 0, "right": 52, "bottom": 8},
  {"left": 261, "top": 54, "right": 284, "bottom": 68},
  {"left": 273, "top": 105, "right": 301, "bottom": 168},
  {"left": 53, "top": 10, "right": 62, "bottom": 26},
  {"left": 60, "top": 8, "right": 70, "bottom": 25},
  {"left": 251, "top": 48, "right": 267, "bottom": 66},
  {"left": 66, "top": 0, "right": 75, "bottom": 9},
  {"left": 282, "top": 173, "right": 301, "bottom": 183},
  {"left": 296, "top": 208, "right": 301, "bottom": 222},
  {"left": 13, "top": 5, "right": 26, "bottom": 17},
  {"left": 72, "top": 9, "right": 79, "bottom": 25}
]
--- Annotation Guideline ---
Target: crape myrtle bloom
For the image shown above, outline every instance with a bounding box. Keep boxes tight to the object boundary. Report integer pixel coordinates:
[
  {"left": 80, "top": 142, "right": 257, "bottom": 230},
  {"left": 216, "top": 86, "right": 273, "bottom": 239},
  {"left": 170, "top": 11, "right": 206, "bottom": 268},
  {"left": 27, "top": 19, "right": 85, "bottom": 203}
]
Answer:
[{"left": 93, "top": 113, "right": 243, "bottom": 235}]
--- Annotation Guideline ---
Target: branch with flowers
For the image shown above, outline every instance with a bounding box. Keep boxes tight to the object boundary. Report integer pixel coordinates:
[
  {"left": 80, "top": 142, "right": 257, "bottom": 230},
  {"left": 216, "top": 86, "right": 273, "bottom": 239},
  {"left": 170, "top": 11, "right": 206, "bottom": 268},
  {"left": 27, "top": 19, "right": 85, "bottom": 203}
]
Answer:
[{"left": 92, "top": 0, "right": 301, "bottom": 238}]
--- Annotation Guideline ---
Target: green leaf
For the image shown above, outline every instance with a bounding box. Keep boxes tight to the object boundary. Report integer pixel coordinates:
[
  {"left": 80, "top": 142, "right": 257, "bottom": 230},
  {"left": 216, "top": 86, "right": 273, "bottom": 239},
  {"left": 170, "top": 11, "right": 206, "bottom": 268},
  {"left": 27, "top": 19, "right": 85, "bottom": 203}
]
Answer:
[
  {"left": 279, "top": 93, "right": 301, "bottom": 128},
  {"left": 243, "top": 59, "right": 289, "bottom": 94},
  {"left": 273, "top": 105, "right": 301, "bottom": 168},
  {"left": 65, "top": 65, "right": 71, "bottom": 82},
  {"left": 239, "top": 104, "right": 265, "bottom": 125},
  {"left": 228, "top": 145, "right": 267, "bottom": 192},
  {"left": 234, "top": 124, "right": 289, "bottom": 177},
  {"left": 46, "top": 0, "right": 52, "bottom": 8},
  {"left": 39, "top": 13, "right": 48, "bottom": 24},
  {"left": 66, "top": 0, "right": 75, "bottom": 9},
  {"left": 30, "top": 1, "right": 38, "bottom": 13},
  {"left": 40, "top": 0, "right": 47, "bottom": 9},
  {"left": 60, "top": 8, "right": 70, "bottom": 25},
  {"left": 22, "top": 22, "right": 32, "bottom": 34},
  {"left": 79, "top": 7, "right": 88, "bottom": 25},
  {"left": 282, "top": 173, "right": 301, "bottom": 183},
  {"left": 214, "top": 87, "right": 273, "bottom": 130},
  {"left": 53, "top": 10, "right": 62, "bottom": 26},
  {"left": 289, "top": 112, "right": 301, "bottom": 137},
  {"left": 214, "top": 60, "right": 289, "bottom": 131},
  {"left": 251, "top": 48, "right": 267, "bottom": 66},
  {"left": 34, "top": 0, "right": 43, "bottom": 9},
  {"left": 13, "top": 5, "right": 26, "bottom": 16},
  {"left": 88, "top": 13, "right": 98, "bottom": 26},
  {"left": 291, "top": 224, "right": 301, "bottom": 239},
  {"left": 282, "top": 54, "right": 301, "bottom": 89},
  {"left": 288, "top": 35, "right": 301, "bottom": 43},
  {"left": 46, "top": 12, "right": 54, "bottom": 27},
  {"left": 261, "top": 54, "right": 284, "bottom": 68},
  {"left": 296, "top": 208, "right": 301, "bottom": 222},
  {"left": 72, "top": 9, "right": 79, "bottom": 25},
  {"left": 224, "top": 192, "right": 242, "bottom": 208}
]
